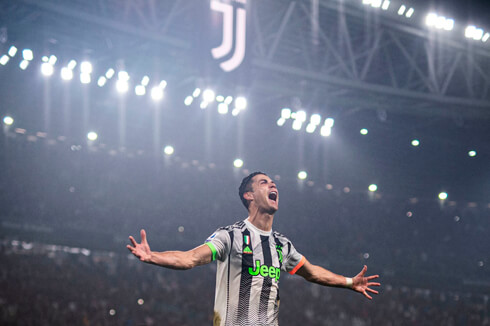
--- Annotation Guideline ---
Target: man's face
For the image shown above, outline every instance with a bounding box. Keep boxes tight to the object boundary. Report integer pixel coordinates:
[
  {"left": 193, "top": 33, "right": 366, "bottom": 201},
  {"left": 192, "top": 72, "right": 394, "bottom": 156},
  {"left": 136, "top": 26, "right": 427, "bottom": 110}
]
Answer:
[{"left": 247, "top": 174, "right": 279, "bottom": 213}]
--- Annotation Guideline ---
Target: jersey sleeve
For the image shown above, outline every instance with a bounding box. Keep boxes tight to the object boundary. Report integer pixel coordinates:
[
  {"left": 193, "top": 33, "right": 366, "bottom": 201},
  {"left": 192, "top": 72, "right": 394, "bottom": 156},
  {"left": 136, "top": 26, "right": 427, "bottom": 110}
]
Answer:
[
  {"left": 204, "top": 228, "right": 231, "bottom": 262},
  {"left": 282, "top": 241, "right": 306, "bottom": 275}
]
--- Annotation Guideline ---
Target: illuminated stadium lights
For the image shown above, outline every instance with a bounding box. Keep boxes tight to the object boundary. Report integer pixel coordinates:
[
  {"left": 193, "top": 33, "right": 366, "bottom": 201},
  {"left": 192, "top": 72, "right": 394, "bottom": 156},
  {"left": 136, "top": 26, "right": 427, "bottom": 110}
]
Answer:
[
  {"left": 465, "top": 25, "right": 489, "bottom": 42},
  {"left": 368, "top": 184, "right": 378, "bottom": 192},
  {"left": 360, "top": 128, "right": 368, "bottom": 135},
  {"left": 159, "top": 80, "right": 167, "bottom": 89},
  {"left": 105, "top": 68, "right": 115, "bottom": 79},
  {"left": 80, "top": 73, "right": 91, "bottom": 84},
  {"left": 362, "top": 0, "right": 389, "bottom": 10},
  {"left": 137, "top": 299, "right": 144, "bottom": 306},
  {"left": 135, "top": 85, "right": 146, "bottom": 96},
  {"left": 231, "top": 108, "right": 240, "bottom": 116},
  {"left": 0, "top": 55, "right": 9, "bottom": 65},
  {"left": 116, "top": 79, "right": 129, "bottom": 93},
  {"left": 163, "top": 145, "right": 174, "bottom": 155},
  {"left": 40, "top": 62, "right": 54, "bottom": 76},
  {"left": 3, "top": 116, "right": 14, "bottom": 126},
  {"left": 297, "top": 171, "right": 308, "bottom": 180},
  {"left": 22, "top": 49, "right": 33, "bottom": 61},
  {"left": 276, "top": 117, "right": 286, "bottom": 126},
  {"left": 87, "top": 131, "right": 98, "bottom": 141},
  {"left": 438, "top": 192, "right": 448, "bottom": 200},
  {"left": 235, "top": 96, "right": 247, "bottom": 110},
  {"left": 296, "top": 110, "right": 307, "bottom": 123},
  {"left": 192, "top": 88, "right": 201, "bottom": 98},
  {"left": 97, "top": 76, "right": 107, "bottom": 87},
  {"left": 141, "top": 76, "right": 150, "bottom": 86},
  {"left": 468, "top": 150, "right": 477, "bottom": 157},
  {"left": 218, "top": 103, "right": 229, "bottom": 114},
  {"left": 203, "top": 89, "right": 216, "bottom": 103},
  {"left": 118, "top": 71, "right": 130, "bottom": 81},
  {"left": 216, "top": 95, "right": 225, "bottom": 102},
  {"left": 68, "top": 60, "right": 77, "bottom": 70},
  {"left": 61, "top": 67, "right": 73, "bottom": 80},
  {"left": 320, "top": 125, "right": 331, "bottom": 137},
  {"left": 411, "top": 139, "right": 420, "bottom": 147},
  {"left": 233, "top": 158, "right": 244, "bottom": 168},
  {"left": 381, "top": 0, "right": 390, "bottom": 10},
  {"left": 19, "top": 60, "right": 29, "bottom": 70},
  {"left": 224, "top": 96, "right": 233, "bottom": 105},
  {"left": 310, "top": 114, "right": 321, "bottom": 126},
  {"left": 48, "top": 55, "right": 57, "bottom": 65},
  {"left": 151, "top": 86, "right": 164, "bottom": 101},
  {"left": 305, "top": 123, "right": 316, "bottom": 133},
  {"left": 8, "top": 46, "right": 17, "bottom": 57},
  {"left": 80, "top": 61, "right": 93, "bottom": 74},
  {"left": 200, "top": 101, "right": 209, "bottom": 109},
  {"left": 292, "top": 119, "right": 302, "bottom": 131},
  {"left": 184, "top": 96, "right": 193, "bottom": 106},
  {"left": 425, "top": 13, "right": 454, "bottom": 31},
  {"left": 281, "top": 108, "right": 291, "bottom": 120}
]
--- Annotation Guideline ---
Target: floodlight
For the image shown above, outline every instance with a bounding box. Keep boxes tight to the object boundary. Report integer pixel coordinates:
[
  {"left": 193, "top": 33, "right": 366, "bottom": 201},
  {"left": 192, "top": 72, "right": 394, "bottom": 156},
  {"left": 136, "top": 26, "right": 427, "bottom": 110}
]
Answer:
[
  {"left": 8, "top": 46, "right": 17, "bottom": 57},
  {"left": 200, "top": 101, "right": 209, "bottom": 109},
  {"left": 425, "top": 13, "right": 437, "bottom": 27},
  {"left": 444, "top": 19, "right": 454, "bottom": 31},
  {"left": 80, "top": 73, "right": 91, "bottom": 84},
  {"left": 310, "top": 114, "right": 321, "bottom": 125},
  {"left": 297, "top": 171, "right": 307, "bottom": 180},
  {"left": 292, "top": 120, "right": 302, "bottom": 131},
  {"left": 216, "top": 95, "right": 225, "bottom": 102},
  {"left": 405, "top": 8, "right": 414, "bottom": 18},
  {"left": 369, "top": 184, "right": 378, "bottom": 192},
  {"left": 151, "top": 86, "right": 164, "bottom": 101},
  {"left": 3, "top": 116, "right": 14, "bottom": 125},
  {"left": 116, "top": 80, "right": 129, "bottom": 93},
  {"left": 105, "top": 68, "right": 115, "bottom": 79},
  {"left": 87, "top": 131, "right": 98, "bottom": 141},
  {"left": 184, "top": 96, "right": 193, "bottom": 106},
  {"left": 163, "top": 145, "right": 174, "bottom": 155},
  {"left": 281, "top": 108, "right": 291, "bottom": 119},
  {"left": 438, "top": 192, "right": 448, "bottom": 200},
  {"left": 41, "top": 62, "right": 54, "bottom": 76},
  {"left": 362, "top": 0, "right": 371, "bottom": 4},
  {"left": 233, "top": 158, "right": 244, "bottom": 168},
  {"left": 48, "top": 55, "right": 57, "bottom": 65},
  {"left": 61, "top": 67, "right": 73, "bottom": 80},
  {"left": 235, "top": 96, "right": 247, "bottom": 110},
  {"left": 320, "top": 125, "right": 331, "bottom": 137},
  {"left": 218, "top": 103, "right": 229, "bottom": 114},
  {"left": 97, "top": 76, "right": 107, "bottom": 87},
  {"left": 42, "top": 56, "right": 49, "bottom": 62},
  {"left": 118, "top": 71, "right": 130, "bottom": 81},
  {"left": 19, "top": 60, "right": 29, "bottom": 70},
  {"left": 141, "top": 76, "right": 150, "bottom": 86},
  {"left": 483, "top": 33, "right": 490, "bottom": 42},
  {"left": 22, "top": 49, "right": 33, "bottom": 61},
  {"left": 159, "top": 80, "right": 167, "bottom": 89},
  {"left": 411, "top": 139, "right": 420, "bottom": 147},
  {"left": 360, "top": 128, "right": 368, "bottom": 135},
  {"left": 231, "top": 108, "right": 240, "bottom": 116},
  {"left": 192, "top": 88, "right": 201, "bottom": 97},
  {"left": 371, "top": 0, "right": 381, "bottom": 8},
  {"left": 224, "top": 96, "right": 233, "bottom": 105},
  {"left": 305, "top": 124, "right": 316, "bottom": 133},
  {"left": 80, "top": 61, "right": 92, "bottom": 74},
  {"left": 203, "top": 89, "right": 215, "bottom": 102},
  {"left": 381, "top": 0, "right": 390, "bottom": 10},
  {"left": 277, "top": 117, "right": 286, "bottom": 126},
  {"left": 68, "top": 60, "right": 77, "bottom": 70},
  {"left": 135, "top": 85, "right": 146, "bottom": 96},
  {"left": 296, "top": 110, "right": 307, "bottom": 122},
  {"left": 0, "top": 55, "right": 9, "bottom": 65},
  {"left": 468, "top": 150, "right": 477, "bottom": 157},
  {"left": 325, "top": 118, "right": 334, "bottom": 127},
  {"left": 398, "top": 5, "right": 406, "bottom": 15}
]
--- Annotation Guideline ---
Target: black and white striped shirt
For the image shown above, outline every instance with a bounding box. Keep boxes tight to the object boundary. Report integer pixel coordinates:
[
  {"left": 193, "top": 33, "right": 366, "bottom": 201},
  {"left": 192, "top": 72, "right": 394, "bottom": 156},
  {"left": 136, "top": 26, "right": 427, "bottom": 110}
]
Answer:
[{"left": 205, "top": 218, "right": 305, "bottom": 326}]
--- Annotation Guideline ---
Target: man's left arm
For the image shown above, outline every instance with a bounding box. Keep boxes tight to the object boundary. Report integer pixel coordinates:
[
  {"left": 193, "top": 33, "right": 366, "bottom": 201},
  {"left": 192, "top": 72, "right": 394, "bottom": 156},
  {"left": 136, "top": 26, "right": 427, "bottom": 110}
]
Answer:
[{"left": 296, "top": 259, "right": 381, "bottom": 300}]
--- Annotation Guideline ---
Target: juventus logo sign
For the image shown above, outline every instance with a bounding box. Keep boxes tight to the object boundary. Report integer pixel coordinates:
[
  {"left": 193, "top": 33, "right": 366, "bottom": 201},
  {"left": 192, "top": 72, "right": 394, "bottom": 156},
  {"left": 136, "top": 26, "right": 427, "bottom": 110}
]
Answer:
[{"left": 210, "top": 0, "right": 247, "bottom": 72}]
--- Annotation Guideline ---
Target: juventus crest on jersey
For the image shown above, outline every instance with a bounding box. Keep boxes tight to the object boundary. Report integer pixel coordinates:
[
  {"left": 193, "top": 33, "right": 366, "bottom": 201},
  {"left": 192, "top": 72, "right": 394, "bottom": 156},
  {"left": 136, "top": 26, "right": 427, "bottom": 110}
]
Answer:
[{"left": 205, "top": 219, "right": 305, "bottom": 326}]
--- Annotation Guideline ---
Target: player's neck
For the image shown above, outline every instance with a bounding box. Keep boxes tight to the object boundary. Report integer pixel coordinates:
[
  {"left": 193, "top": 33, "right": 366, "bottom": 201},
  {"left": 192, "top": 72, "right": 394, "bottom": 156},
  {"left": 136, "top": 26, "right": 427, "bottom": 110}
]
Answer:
[{"left": 247, "top": 210, "right": 274, "bottom": 232}]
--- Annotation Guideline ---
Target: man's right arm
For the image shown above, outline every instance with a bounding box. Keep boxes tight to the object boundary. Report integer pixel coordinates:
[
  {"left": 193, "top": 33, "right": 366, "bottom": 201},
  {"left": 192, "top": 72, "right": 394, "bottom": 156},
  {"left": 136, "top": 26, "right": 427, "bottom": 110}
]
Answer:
[{"left": 127, "top": 229, "right": 213, "bottom": 270}]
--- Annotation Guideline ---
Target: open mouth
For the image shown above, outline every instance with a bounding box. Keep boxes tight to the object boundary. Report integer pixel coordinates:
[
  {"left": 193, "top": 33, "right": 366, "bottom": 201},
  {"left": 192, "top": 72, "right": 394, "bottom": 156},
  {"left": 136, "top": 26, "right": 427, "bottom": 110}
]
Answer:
[{"left": 268, "top": 191, "right": 277, "bottom": 202}]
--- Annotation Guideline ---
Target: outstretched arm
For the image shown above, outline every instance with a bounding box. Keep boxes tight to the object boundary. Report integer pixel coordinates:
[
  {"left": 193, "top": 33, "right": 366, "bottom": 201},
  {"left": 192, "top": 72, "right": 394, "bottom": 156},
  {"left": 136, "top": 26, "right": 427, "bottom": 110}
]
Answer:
[
  {"left": 126, "top": 229, "right": 213, "bottom": 270},
  {"left": 296, "top": 259, "right": 380, "bottom": 300}
]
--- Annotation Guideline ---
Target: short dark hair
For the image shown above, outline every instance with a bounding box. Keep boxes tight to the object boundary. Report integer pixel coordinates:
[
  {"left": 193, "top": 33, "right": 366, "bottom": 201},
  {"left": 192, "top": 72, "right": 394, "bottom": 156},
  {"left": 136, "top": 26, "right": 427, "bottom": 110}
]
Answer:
[{"left": 239, "top": 171, "right": 267, "bottom": 210}]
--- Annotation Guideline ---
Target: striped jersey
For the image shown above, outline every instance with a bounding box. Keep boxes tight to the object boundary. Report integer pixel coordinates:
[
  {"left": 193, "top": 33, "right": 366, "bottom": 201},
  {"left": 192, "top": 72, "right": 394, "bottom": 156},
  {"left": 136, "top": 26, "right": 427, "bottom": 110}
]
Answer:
[{"left": 205, "top": 218, "right": 305, "bottom": 326}]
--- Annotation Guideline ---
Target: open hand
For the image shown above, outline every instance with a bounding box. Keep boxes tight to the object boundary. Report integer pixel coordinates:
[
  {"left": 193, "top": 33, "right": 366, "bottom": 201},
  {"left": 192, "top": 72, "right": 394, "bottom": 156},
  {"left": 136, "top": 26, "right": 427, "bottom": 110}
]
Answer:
[
  {"left": 352, "top": 265, "right": 380, "bottom": 300},
  {"left": 127, "top": 229, "right": 152, "bottom": 262}
]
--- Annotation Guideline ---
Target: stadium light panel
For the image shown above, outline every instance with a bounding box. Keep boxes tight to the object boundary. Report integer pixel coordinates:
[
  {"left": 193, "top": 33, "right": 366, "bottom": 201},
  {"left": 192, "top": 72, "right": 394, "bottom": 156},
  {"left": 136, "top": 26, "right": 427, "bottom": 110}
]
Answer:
[
  {"left": 483, "top": 33, "right": 490, "bottom": 42},
  {"left": 218, "top": 103, "right": 229, "bottom": 114},
  {"left": 0, "top": 55, "right": 9, "bottom": 65},
  {"left": 61, "top": 67, "right": 73, "bottom": 80},
  {"left": 233, "top": 159, "right": 244, "bottom": 168},
  {"left": 444, "top": 19, "right": 454, "bottom": 31},
  {"left": 151, "top": 86, "right": 164, "bottom": 101},
  {"left": 292, "top": 120, "right": 302, "bottom": 131},
  {"left": 3, "top": 116, "right": 14, "bottom": 125},
  {"left": 192, "top": 88, "right": 201, "bottom": 98},
  {"left": 41, "top": 62, "right": 54, "bottom": 76},
  {"left": 325, "top": 118, "right": 335, "bottom": 127},
  {"left": 371, "top": 0, "right": 382, "bottom": 8},
  {"left": 135, "top": 85, "right": 146, "bottom": 96},
  {"left": 22, "top": 49, "right": 33, "bottom": 61},
  {"left": 310, "top": 114, "right": 321, "bottom": 125},
  {"left": 381, "top": 0, "right": 390, "bottom": 10},
  {"left": 42, "top": 56, "right": 49, "bottom": 63},
  {"left": 200, "top": 101, "right": 209, "bottom": 109},
  {"left": 8, "top": 46, "right": 17, "bottom": 57},
  {"left": 80, "top": 61, "right": 93, "bottom": 74},
  {"left": 87, "top": 131, "right": 98, "bottom": 141},
  {"left": 231, "top": 108, "right": 240, "bottom": 116},
  {"left": 360, "top": 128, "right": 368, "bottom": 135},
  {"left": 159, "top": 80, "right": 167, "bottom": 89},
  {"left": 411, "top": 139, "right": 420, "bottom": 147},
  {"left": 68, "top": 60, "right": 77, "bottom": 70},
  {"left": 296, "top": 110, "right": 307, "bottom": 122},
  {"left": 141, "top": 76, "right": 150, "bottom": 86},
  {"left": 216, "top": 95, "right": 225, "bottom": 102},
  {"left": 163, "top": 145, "right": 174, "bottom": 155},
  {"left": 116, "top": 80, "right": 129, "bottom": 93},
  {"left": 277, "top": 117, "right": 286, "bottom": 126},
  {"left": 184, "top": 96, "right": 194, "bottom": 106},
  {"left": 80, "top": 73, "right": 91, "bottom": 84},
  {"left": 398, "top": 5, "right": 406, "bottom": 15},
  {"left": 235, "top": 97, "right": 247, "bottom": 110},
  {"left": 362, "top": 0, "right": 370, "bottom": 5},
  {"left": 281, "top": 108, "right": 291, "bottom": 120},
  {"left": 118, "top": 71, "right": 130, "bottom": 81},
  {"left": 97, "top": 76, "right": 107, "bottom": 87},
  {"left": 438, "top": 192, "right": 448, "bottom": 200},
  {"left": 320, "top": 125, "right": 331, "bottom": 137},
  {"left": 48, "top": 55, "right": 57, "bottom": 65},
  {"left": 19, "top": 60, "right": 29, "bottom": 70},
  {"left": 224, "top": 96, "right": 233, "bottom": 105},
  {"left": 203, "top": 89, "right": 215, "bottom": 103},
  {"left": 305, "top": 124, "right": 316, "bottom": 133},
  {"left": 298, "top": 171, "right": 307, "bottom": 180},
  {"left": 468, "top": 150, "right": 477, "bottom": 157},
  {"left": 105, "top": 68, "right": 115, "bottom": 79},
  {"left": 369, "top": 184, "right": 378, "bottom": 192},
  {"left": 405, "top": 8, "right": 414, "bottom": 18}
]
